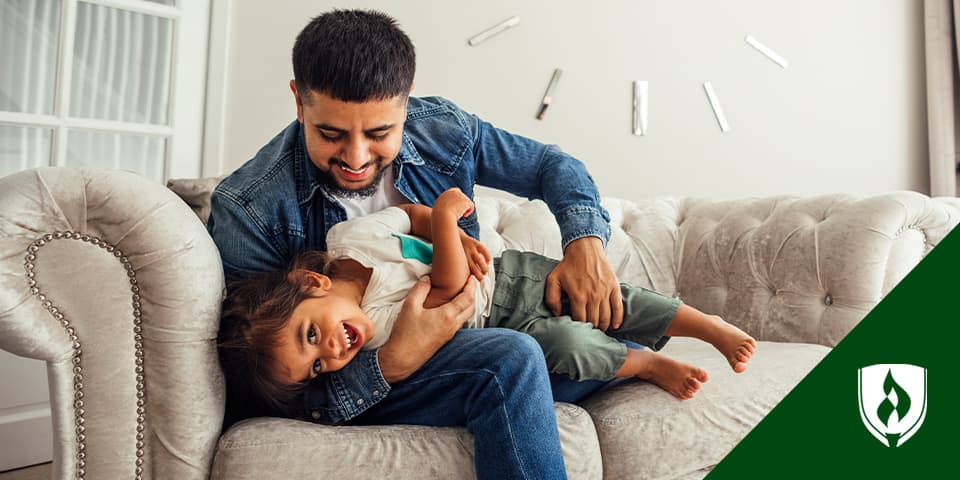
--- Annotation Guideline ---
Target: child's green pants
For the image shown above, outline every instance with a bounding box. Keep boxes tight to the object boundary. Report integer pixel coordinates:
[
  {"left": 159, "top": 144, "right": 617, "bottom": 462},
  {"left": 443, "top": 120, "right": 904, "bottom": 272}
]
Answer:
[{"left": 488, "top": 250, "right": 681, "bottom": 381}]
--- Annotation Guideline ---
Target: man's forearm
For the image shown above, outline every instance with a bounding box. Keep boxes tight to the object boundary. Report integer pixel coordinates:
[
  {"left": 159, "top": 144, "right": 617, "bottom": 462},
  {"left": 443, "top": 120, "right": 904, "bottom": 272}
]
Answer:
[
  {"left": 538, "top": 147, "right": 611, "bottom": 249},
  {"left": 471, "top": 117, "right": 611, "bottom": 247},
  {"left": 378, "top": 343, "right": 424, "bottom": 383}
]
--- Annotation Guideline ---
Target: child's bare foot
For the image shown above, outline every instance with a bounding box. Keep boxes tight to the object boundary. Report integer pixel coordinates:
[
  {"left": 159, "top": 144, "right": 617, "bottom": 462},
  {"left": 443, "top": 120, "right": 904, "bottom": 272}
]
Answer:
[
  {"left": 637, "top": 351, "right": 709, "bottom": 400},
  {"left": 707, "top": 315, "right": 756, "bottom": 373}
]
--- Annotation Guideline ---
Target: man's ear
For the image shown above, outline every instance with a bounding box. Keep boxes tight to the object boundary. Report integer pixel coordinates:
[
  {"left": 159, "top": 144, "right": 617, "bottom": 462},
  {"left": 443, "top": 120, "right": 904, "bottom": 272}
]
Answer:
[{"left": 290, "top": 79, "right": 304, "bottom": 123}]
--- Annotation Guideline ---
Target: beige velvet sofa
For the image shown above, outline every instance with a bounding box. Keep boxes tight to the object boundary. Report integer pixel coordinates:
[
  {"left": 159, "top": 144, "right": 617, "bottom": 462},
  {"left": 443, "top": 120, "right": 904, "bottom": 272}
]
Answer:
[{"left": 2, "top": 167, "right": 958, "bottom": 480}]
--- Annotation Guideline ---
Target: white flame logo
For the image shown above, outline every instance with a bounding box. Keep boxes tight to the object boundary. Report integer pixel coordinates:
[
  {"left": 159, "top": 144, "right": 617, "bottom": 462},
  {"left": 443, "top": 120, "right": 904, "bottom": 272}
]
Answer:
[{"left": 857, "top": 364, "right": 927, "bottom": 447}]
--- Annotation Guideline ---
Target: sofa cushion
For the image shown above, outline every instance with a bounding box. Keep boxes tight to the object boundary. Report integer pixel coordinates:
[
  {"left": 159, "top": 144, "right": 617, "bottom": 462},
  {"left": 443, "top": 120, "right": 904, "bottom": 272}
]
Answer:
[
  {"left": 579, "top": 338, "right": 829, "bottom": 480},
  {"left": 166, "top": 176, "right": 223, "bottom": 225},
  {"left": 211, "top": 402, "right": 602, "bottom": 479}
]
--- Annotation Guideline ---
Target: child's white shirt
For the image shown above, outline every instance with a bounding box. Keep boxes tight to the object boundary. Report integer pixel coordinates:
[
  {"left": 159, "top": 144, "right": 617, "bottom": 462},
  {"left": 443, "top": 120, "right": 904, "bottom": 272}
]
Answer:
[{"left": 325, "top": 207, "right": 496, "bottom": 350}]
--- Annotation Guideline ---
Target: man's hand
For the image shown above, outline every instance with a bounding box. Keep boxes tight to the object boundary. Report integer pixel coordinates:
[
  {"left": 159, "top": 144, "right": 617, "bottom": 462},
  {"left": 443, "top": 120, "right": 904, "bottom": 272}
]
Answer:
[
  {"left": 544, "top": 236, "right": 623, "bottom": 331},
  {"left": 460, "top": 231, "right": 490, "bottom": 280},
  {"left": 378, "top": 275, "right": 478, "bottom": 383}
]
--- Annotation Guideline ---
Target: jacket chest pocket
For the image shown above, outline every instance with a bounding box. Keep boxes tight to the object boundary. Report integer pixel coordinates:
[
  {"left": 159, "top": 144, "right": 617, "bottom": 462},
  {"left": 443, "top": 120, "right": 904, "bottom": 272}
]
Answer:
[{"left": 404, "top": 109, "right": 472, "bottom": 176}]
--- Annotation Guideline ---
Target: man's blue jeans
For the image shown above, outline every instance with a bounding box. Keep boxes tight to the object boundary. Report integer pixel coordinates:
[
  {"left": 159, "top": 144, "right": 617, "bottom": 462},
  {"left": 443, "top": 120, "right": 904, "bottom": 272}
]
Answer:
[{"left": 350, "top": 328, "right": 617, "bottom": 480}]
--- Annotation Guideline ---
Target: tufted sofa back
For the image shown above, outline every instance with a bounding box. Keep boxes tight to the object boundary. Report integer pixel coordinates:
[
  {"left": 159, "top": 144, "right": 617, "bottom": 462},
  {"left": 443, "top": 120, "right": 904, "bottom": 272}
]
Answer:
[{"left": 475, "top": 194, "right": 959, "bottom": 347}]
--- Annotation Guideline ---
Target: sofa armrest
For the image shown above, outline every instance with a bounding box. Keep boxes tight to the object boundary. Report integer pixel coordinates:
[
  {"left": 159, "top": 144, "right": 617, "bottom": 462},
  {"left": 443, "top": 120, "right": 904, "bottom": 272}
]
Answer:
[
  {"left": 0, "top": 168, "right": 225, "bottom": 479},
  {"left": 666, "top": 192, "right": 959, "bottom": 346}
]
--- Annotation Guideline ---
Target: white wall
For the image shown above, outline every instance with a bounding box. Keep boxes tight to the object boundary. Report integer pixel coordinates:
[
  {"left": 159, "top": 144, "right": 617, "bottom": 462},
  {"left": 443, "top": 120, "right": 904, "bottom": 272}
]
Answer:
[{"left": 215, "top": 0, "right": 929, "bottom": 200}]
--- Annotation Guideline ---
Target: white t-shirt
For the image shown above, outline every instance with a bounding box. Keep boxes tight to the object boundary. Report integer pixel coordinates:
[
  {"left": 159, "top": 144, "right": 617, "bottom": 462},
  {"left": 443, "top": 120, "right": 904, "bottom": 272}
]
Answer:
[
  {"left": 334, "top": 163, "right": 408, "bottom": 220},
  {"left": 326, "top": 207, "right": 496, "bottom": 350}
]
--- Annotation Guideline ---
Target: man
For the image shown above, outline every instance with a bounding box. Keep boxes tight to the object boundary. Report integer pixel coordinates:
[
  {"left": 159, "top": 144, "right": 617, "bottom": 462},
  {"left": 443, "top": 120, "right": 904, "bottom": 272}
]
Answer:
[{"left": 209, "top": 9, "right": 622, "bottom": 479}]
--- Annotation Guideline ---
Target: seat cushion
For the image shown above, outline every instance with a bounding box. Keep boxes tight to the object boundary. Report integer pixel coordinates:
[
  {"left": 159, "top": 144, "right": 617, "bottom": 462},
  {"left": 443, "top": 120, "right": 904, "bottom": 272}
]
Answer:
[
  {"left": 211, "top": 402, "right": 602, "bottom": 479},
  {"left": 579, "top": 338, "right": 829, "bottom": 480}
]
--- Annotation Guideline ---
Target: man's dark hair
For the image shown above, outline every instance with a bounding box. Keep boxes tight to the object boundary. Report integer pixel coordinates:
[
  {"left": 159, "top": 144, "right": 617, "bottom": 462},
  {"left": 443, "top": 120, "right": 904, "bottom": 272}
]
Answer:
[{"left": 293, "top": 9, "right": 416, "bottom": 103}]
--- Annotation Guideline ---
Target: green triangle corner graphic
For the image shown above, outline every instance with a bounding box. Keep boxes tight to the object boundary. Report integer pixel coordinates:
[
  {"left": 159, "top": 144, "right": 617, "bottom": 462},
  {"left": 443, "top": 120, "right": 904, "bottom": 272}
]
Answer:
[{"left": 706, "top": 225, "right": 960, "bottom": 479}]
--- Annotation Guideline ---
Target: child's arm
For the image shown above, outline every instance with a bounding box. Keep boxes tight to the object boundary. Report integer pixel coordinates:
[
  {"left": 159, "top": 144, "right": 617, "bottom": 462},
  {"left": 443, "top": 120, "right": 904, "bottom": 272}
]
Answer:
[
  {"left": 396, "top": 193, "right": 490, "bottom": 277},
  {"left": 428, "top": 189, "right": 474, "bottom": 302},
  {"left": 395, "top": 203, "right": 434, "bottom": 240},
  {"left": 397, "top": 189, "right": 477, "bottom": 307}
]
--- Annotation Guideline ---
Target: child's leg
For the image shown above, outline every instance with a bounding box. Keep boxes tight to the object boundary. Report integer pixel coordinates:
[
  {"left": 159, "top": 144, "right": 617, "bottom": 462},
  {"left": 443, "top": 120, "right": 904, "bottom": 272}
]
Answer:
[
  {"left": 496, "top": 318, "right": 708, "bottom": 400},
  {"left": 663, "top": 304, "right": 756, "bottom": 373},
  {"left": 508, "top": 318, "right": 629, "bottom": 382},
  {"left": 488, "top": 251, "right": 712, "bottom": 399},
  {"left": 615, "top": 348, "right": 708, "bottom": 400},
  {"left": 614, "top": 284, "right": 757, "bottom": 373}
]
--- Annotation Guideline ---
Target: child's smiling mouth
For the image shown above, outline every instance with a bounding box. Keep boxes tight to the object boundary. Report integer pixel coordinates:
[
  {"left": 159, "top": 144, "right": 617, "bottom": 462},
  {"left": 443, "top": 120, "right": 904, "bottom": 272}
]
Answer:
[{"left": 343, "top": 322, "right": 362, "bottom": 350}]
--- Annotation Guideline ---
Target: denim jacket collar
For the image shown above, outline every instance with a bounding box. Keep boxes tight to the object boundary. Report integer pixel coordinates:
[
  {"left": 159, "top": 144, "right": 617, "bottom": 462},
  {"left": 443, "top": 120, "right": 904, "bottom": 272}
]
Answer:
[
  {"left": 293, "top": 123, "right": 323, "bottom": 208},
  {"left": 398, "top": 132, "right": 425, "bottom": 166}
]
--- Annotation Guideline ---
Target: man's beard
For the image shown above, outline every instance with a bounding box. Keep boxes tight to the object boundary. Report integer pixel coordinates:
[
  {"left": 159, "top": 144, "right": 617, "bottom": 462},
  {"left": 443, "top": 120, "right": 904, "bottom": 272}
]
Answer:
[{"left": 318, "top": 159, "right": 391, "bottom": 199}]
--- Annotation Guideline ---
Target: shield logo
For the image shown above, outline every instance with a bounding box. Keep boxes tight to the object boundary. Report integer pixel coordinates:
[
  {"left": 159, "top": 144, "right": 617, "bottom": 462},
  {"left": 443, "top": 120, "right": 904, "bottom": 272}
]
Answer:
[{"left": 857, "top": 364, "right": 927, "bottom": 447}]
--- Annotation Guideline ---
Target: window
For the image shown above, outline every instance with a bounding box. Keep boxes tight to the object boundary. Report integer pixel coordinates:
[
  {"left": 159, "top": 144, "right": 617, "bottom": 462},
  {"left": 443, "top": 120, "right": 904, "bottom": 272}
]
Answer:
[{"left": 0, "top": 0, "right": 210, "bottom": 181}]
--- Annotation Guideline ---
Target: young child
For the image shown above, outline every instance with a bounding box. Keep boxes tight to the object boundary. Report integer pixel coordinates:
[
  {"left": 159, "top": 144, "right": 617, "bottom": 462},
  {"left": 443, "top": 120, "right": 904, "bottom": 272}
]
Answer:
[{"left": 219, "top": 188, "right": 756, "bottom": 416}]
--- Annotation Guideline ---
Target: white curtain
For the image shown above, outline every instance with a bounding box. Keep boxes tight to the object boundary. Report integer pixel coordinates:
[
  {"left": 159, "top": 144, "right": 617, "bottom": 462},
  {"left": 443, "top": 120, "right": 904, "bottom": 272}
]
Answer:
[
  {"left": 924, "top": 0, "right": 960, "bottom": 197},
  {"left": 70, "top": 2, "right": 172, "bottom": 125},
  {"left": 0, "top": 0, "right": 59, "bottom": 177},
  {"left": 67, "top": 2, "right": 171, "bottom": 180},
  {"left": 0, "top": 0, "right": 59, "bottom": 114},
  {"left": 0, "top": 0, "right": 172, "bottom": 180}
]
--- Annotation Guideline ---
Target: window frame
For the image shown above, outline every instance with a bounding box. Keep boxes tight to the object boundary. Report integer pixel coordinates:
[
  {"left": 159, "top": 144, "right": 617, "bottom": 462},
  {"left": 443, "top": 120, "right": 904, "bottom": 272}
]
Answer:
[{"left": 0, "top": 0, "right": 210, "bottom": 180}]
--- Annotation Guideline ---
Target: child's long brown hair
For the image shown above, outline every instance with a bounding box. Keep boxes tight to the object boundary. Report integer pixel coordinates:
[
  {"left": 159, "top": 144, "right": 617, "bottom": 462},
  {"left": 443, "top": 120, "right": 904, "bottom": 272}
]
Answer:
[{"left": 217, "top": 250, "right": 331, "bottom": 422}]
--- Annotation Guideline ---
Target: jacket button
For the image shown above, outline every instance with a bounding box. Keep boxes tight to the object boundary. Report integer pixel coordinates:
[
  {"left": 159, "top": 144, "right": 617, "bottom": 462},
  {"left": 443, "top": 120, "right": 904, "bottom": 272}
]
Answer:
[
  {"left": 311, "top": 410, "right": 321, "bottom": 420},
  {"left": 373, "top": 390, "right": 381, "bottom": 397},
  {"left": 824, "top": 294, "right": 833, "bottom": 306},
  {"left": 356, "top": 399, "right": 364, "bottom": 405}
]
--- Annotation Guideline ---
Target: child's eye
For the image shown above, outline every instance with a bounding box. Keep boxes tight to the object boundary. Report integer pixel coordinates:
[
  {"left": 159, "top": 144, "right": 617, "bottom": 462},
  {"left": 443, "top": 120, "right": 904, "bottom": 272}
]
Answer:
[
  {"left": 307, "top": 325, "right": 317, "bottom": 344},
  {"left": 313, "top": 359, "right": 322, "bottom": 375}
]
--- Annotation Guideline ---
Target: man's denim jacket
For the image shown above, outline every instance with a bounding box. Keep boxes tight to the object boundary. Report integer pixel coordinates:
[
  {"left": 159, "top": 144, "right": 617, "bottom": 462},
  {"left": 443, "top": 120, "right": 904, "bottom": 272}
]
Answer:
[{"left": 208, "top": 96, "right": 611, "bottom": 423}]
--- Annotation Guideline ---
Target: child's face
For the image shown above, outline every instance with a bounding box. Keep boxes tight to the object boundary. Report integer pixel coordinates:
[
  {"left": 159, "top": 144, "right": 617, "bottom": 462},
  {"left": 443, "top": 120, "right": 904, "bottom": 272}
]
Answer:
[{"left": 271, "top": 289, "right": 375, "bottom": 384}]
